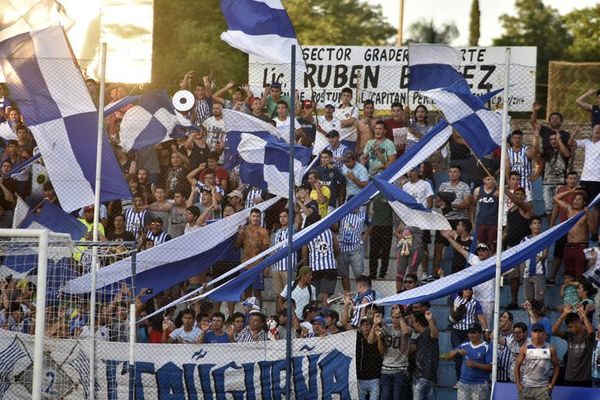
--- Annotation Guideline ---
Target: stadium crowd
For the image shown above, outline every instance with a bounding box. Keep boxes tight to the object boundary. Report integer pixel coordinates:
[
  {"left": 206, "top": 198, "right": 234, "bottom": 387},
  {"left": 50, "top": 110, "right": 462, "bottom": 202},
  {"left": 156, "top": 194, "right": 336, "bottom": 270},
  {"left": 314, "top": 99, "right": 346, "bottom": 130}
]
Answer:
[{"left": 1, "top": 76, "right": 600, "bottom": 399}]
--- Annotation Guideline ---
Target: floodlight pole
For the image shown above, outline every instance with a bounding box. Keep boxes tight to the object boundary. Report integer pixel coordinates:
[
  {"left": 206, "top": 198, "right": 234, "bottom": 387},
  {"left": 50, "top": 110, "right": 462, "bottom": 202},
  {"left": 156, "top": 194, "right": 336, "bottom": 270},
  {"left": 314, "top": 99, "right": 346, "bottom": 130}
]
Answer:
[
  {"left": 285, "top": 44, "right": 297, "bottom": 399},
  {"left": 89, "top": 42, "right": 107, "bottom": 400},
  {"left": 491, "top": 47, "right": 511, "bottom": 397}
]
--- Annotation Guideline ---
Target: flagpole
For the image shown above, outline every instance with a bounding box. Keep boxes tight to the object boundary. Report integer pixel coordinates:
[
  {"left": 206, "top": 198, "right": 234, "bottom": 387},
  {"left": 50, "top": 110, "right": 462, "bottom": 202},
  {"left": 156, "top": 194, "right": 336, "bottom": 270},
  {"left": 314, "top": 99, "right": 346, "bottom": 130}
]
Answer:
[
  {"left": 491, "top": 47, "right": 511, "bottom": 395},
  {"left": 285, "top": 44, "right": 297, "bottom": 400},
  {"left": 89, "top": 42, "right": 107, "bottom": 400}
]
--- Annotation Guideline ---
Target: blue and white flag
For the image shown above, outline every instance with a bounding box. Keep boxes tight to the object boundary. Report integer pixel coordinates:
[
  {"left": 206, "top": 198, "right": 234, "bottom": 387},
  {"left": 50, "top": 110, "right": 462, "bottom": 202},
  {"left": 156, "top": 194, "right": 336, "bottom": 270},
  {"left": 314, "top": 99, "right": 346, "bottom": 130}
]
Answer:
[
  {"left": 220, "top": 0, "right": 303, "bottom": 66},
  {"left": 104, "top": 94, "right": 141, "bottom": 117},
  {"left": 119, "top": 90, "right": 197, "bottom": 152},
  {"left": 61, "top": 197, "right": 280, "bottom": 295},
  {"left": 371, "top": 176, "right": 450, "bottom": 231},
  {"left": 199, "top": 120, "right": 454, "bottom": 303},
  {"left": 408, "top": 44, "right": 470, "bottom": 94},
  {"left": 238, "top": 133, "right": 312, "bottom": 199},
  {"left": 369, "top": 193, "right": 600, "bottom": 307},
  {"left": 0, "top": 337, "right": 28, "bottom": 397},
  {"left": 17, "top": 199, "right": 87, "bottom": 240},
  {"left": 422, "top": 86, "right": 503, "bottom": 157},
  {"left": 8, "top": 152, "right": 41, "bottom": 177},
  {"left": 0, "top": 26, "right": 131, "bottom": 212}
]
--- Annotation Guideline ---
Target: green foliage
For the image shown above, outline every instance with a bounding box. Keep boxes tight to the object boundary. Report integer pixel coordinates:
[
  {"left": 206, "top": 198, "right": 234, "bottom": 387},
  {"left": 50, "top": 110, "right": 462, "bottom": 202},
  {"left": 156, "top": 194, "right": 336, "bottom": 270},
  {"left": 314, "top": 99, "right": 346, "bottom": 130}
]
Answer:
[
  {"left": 284, "top": 0, "right": 395, "bottom": 46},
  {"left": 151, "top": 0, "right": 395, "bottom": 91},
  {"left": 405, "top": 20, "right": 459, "bottom": 44},
  {"left": 468, "top": 0, "right": 480, "bottom": 47},
  {"left": 563, "top": 4, "right": 600, "bottom": 62}
]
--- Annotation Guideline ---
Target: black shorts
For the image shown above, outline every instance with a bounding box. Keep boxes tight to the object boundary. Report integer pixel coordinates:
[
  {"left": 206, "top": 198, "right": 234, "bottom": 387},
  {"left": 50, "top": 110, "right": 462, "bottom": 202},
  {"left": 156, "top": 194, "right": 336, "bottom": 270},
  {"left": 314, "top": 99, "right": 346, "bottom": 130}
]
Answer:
[
  {"left": 435, "top": 219, "right": 461, "bottom": 246},
  {"left": 553, "top": 234, "right": 568, "bottom": 259},
  {"left": 580, "top": 180, "right": 600, "bottom": 208}
]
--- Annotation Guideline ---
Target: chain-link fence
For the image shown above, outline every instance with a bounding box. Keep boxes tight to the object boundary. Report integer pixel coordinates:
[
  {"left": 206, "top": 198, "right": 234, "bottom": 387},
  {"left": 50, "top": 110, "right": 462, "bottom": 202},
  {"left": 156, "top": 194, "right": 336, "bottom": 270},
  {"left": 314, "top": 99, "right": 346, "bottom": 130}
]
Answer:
[{"left": 1, "top": 43, "right": 600, "bottom": 400}]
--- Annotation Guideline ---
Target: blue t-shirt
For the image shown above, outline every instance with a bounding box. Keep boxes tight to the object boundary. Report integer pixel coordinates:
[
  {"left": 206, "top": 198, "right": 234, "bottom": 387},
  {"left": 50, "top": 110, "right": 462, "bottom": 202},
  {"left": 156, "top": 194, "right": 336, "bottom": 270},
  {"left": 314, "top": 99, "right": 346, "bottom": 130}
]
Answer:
[
  {"left": 203, "top": 330, "right": 230, "bottom": 344},
  {"left": 457, "top": 341, "right": 492, "bottom": 384}
]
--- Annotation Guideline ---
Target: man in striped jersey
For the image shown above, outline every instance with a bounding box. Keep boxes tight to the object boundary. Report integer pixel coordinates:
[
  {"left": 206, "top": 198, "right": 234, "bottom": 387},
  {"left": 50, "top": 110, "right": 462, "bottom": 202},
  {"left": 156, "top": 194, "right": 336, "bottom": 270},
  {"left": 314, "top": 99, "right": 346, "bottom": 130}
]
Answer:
[
  {"left": 447, "top": 288, "right": 488, "bottom": 382},
  {"left": 325, "top": 129, "right": 349, "bottom": 170},
  {"left": 496, "top": 311, "right": 515, "bottom": 383},
  {"left": 507, "top": 129, "right": 535, "bottom": 198},
  {"left": 520, "top": 217, "right": 547, "bottom": 302},
  {"left": 347, "top": 275, "right": 377, "bottom": 328},
  {"left": 302, "top": 228, "right": 339, "bottom": 307},
  {"left": 514, "top": 322, "right": 559, "bottom": 399},
  {"left": 124, "top": 192, "right": 150, "bottom": 240},
  {"left": 270, "top": 210, "right": 296, "bottom": 299},
  {"left": 338, "top": 205, "right": 368, "bottom": 292},
  {"left": 235, "top": 310, "right": 268, "bottom": 342},
  {"left": 146, "top": 217, "right": 171, "bottom": 246}
]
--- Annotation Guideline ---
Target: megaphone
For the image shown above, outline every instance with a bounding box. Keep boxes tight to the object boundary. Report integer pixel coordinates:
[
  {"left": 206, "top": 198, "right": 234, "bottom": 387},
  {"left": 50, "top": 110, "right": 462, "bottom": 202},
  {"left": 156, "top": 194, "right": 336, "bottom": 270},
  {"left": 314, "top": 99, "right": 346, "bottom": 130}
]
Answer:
[{"left": 172, "top": 90, "right": 195, "bottom": 112}]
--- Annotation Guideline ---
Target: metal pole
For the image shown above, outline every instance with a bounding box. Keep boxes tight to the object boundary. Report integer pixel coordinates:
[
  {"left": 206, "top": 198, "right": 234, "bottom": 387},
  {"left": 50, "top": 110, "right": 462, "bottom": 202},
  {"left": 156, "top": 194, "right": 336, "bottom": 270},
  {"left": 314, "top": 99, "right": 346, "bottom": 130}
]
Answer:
[
  {"left": 129, "top": 250, "right": 137, "bottom": 399},
  {"left": 397, "top": 0, "right": 405, "bottom": 47},
  {"left": 89, "top": 42, "right": 107, "bottom": 400},
  {"left": 31, "top": 229, "right": 49, "bottom": 400},
  {"left": 285, "top": 44, "right": 297, "bottom": 399},
  {"left": 491, "top": 47, "right": 511, "bottom": 397}
]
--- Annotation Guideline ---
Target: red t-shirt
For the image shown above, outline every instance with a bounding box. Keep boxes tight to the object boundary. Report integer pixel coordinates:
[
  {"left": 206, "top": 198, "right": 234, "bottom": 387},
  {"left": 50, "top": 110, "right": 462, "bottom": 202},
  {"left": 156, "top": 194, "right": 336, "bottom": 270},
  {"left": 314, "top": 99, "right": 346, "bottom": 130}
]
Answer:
[
  {"left": 384, "top": 118, "right": 406, "bottom": 156},
  {"left": 148, "top": 329, "right": 163, "bottom": 344}
]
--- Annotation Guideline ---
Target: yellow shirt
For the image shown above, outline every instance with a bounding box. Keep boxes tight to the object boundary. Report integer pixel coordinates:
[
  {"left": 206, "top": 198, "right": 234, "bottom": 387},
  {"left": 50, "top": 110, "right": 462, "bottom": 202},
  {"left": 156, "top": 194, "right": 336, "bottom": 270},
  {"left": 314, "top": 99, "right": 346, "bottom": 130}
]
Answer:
[{"left": 310, "top": 186, "right": 330, "bottom": 218}]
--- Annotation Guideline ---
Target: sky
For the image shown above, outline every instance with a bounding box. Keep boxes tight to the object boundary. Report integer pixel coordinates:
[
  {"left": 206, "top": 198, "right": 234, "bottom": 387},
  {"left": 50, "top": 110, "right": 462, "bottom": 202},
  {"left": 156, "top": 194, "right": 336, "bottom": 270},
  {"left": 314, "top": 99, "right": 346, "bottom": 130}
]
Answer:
[{"left": 368, "top": 0, "right": 597, "bottom": 46}]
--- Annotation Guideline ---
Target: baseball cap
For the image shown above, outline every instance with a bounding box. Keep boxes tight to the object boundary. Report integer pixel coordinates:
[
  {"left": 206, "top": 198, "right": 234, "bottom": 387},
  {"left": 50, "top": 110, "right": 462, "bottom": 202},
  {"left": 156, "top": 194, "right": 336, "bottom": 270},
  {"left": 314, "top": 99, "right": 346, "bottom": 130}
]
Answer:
[
  {"left": 227, "top": 190, "right": 244, "bottom": 199},
  {"left": 311, "top": 316, "right": 326, "bottom": 326},
  {"left": 302, "top": 304, "right": 320, "bottom": 316},
  {"left": 270, "top": 82, "right": 282, "bottom": 89},
  {"left": 343, "top": 151, "right": 356, "bottom": 162},
  {"left": 531, "top": 322, "right": 545, "bottom": 332},
  {"left": 83, "top": 205, "right": 94, "bottom": 212},
  {"left": 476, "top": 243, "right": 490, "bottom": 250},
  {"left": 467, "top": 322, "right": 482, "bottom": 333},
  {"left": 297, "top": 266, "right": 312, "bottom": 277},
  {"left": 323, "top": 100, "right": 335, "bottom": 108},
  {"left": 326, "top": 129, "right": 340, "bottom": 137},
  {"left": 360, "top": 315, "right": 374, "bottom": 325}
]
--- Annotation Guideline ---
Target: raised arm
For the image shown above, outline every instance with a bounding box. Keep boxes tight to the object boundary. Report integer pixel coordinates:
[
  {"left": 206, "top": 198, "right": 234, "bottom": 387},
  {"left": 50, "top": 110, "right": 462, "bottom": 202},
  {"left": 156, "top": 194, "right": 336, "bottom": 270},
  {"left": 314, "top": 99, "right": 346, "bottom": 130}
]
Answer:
[
  {"left": 575, "top": 89, "right": 596, "bottom": 112},
  {"left": 212, "top": 81, "right": 236, "bottom": 104},
  {"left": 553, "top": 187, "right": 578, "bottom": 212},
  {"left": 551, "top": 303, "right": 570, "bottom": 339},
  {"left": 441, "top": 230, "right": 470, "bottom": 259}
]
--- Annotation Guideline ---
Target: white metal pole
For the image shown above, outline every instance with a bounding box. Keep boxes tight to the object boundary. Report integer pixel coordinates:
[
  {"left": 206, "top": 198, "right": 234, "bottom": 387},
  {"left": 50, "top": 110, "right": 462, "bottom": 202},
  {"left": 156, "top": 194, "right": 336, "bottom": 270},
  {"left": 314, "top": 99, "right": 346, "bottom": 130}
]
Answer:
[
  {"left": 491, "top": 47, "right": 511, "bottom": 397},
  {"left": 30, "top": 229, "right": 49, "bottom": 400},
  {"left": 89, "top": 42, "right": 107, "bottom": 400},
  {"left": 128, "top": 303, "right": 136, "bottom": 389}
]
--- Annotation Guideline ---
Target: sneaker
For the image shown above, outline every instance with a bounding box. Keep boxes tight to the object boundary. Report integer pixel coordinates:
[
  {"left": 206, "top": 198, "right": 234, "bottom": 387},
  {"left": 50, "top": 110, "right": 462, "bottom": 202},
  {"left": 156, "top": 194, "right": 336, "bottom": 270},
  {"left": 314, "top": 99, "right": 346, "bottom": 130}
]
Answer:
[
  {"left": 506, "top": 303, "right": 519, "bottom": 310},
  {"left": 545, "top": 279, "right": 556, "bottom": 286}
]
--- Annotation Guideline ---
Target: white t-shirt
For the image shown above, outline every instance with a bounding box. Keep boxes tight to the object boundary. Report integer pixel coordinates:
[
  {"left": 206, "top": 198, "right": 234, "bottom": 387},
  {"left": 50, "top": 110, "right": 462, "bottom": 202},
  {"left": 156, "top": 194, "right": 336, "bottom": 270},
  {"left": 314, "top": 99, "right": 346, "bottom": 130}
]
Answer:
[
  {"left": 468, "top": 254, "right": 496, "bottom": 302},
  {"left": 576, "top": 139, "right": 600, "bottom": 181},
  {"left": 317, "top": 115, "right": 341, "bottom": 133},
  {"left": 274, "top": 116, "right": 301, "bottom": 142},
  {"left": 280, "top": 283, "right": 317, "bottom": 320},
  {"left": 402, "top": 179, "right": 434, "bottom": 207},
  {"left": 333, "top": 105, "right": 359, "bottom": 141},
  {"left": 169, "top": 326, "right": 201, "bottom": 343}
]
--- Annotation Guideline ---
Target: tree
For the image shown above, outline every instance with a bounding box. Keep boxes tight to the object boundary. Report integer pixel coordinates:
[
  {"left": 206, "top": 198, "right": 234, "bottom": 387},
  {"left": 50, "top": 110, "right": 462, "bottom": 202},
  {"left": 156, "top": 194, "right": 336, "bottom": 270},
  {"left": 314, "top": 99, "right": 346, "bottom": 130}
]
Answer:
[
  {"left": 563, "top": 5, "right": 600, "bottom": 62},
  {"left": 492, "top": 0, "right": 572, "bottom": 104},
  {"left": 152, "top": 0, "right": 395, "bottom": 91},
  {"left": 283, "top": 0, "right": 395, "bottom": 46},
  {"left": 405, "top": 20, "right": 459, "bottom": 44},
  {"left": 468, "top": 0, "right": 480, "bottom": 46}
]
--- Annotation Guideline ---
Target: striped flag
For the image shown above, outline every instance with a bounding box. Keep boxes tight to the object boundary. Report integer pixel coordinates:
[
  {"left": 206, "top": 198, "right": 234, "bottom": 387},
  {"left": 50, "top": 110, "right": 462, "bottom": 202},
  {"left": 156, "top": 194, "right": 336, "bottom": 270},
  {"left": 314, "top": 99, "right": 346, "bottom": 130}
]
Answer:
[
  {"left": 220, "top": 0, "right": 303, "bottom": 66},
  {"left": 0, "top": 337, "right": 28, "bottom": 397},
  {"left": 0, "top": 26, "right": 131, "bottom": 212}
]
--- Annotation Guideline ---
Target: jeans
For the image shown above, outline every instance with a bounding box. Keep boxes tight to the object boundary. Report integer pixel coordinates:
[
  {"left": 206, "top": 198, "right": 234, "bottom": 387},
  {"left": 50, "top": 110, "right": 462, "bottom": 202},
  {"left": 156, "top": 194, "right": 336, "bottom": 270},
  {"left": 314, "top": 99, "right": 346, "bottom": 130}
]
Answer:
[
  {"left": 413, "top": 377, "right": 435, "bottom": 400},
  {"left": 457, "top": 381, "right": 490, "bottom": 400},
  {"left": 339, "top": 246, "right": 365, "bottom": 278},
  {"left": 357, "top": 378, "right": 380, "bottom": 400},
  {"left": 380, "top": 370, "right": 409, "bottom": 400},
  {"left": 543, "top": 184, "right": 560, "bottom": 215}
]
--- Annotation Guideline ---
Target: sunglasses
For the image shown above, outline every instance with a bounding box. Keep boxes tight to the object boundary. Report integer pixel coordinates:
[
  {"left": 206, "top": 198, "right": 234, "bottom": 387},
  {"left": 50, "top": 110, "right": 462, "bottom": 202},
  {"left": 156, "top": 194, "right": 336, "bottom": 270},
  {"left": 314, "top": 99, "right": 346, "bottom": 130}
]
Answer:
[{"left": 404, "top": 280, "right": 415, "bottom": 284}]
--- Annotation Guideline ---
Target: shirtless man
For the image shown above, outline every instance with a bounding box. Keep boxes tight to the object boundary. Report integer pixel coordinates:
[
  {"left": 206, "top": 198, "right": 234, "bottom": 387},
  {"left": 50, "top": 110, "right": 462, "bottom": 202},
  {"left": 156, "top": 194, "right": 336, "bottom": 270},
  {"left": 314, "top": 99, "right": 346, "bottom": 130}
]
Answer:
[
  {"left": 554, "top": 188, "right": 589, "bottom": 277},
  {"left": 235, "top": 208, "right": 270, "bottom": 306},
  {"left": 356, "top": 99, "right": 376, "bottom": 156}
]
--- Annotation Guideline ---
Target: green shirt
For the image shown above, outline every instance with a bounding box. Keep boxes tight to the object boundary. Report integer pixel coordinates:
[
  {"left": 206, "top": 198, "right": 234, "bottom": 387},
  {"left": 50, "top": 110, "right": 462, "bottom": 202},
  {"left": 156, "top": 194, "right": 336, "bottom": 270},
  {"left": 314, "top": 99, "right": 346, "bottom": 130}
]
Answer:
[
  {"left": 266, "top": 95, "right": 290, "bottom": 119},
  {"left": 371, "top": 193, "right": 393, "bottom": 226}
]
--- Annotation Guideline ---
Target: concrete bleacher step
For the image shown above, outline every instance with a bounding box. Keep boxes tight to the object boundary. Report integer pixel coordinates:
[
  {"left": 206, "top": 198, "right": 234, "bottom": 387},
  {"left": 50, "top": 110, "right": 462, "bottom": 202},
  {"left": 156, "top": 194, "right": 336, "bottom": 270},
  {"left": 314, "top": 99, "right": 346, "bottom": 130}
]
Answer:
[{"left": 434, "top": 387, "right": 457, "bottom": 400}]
